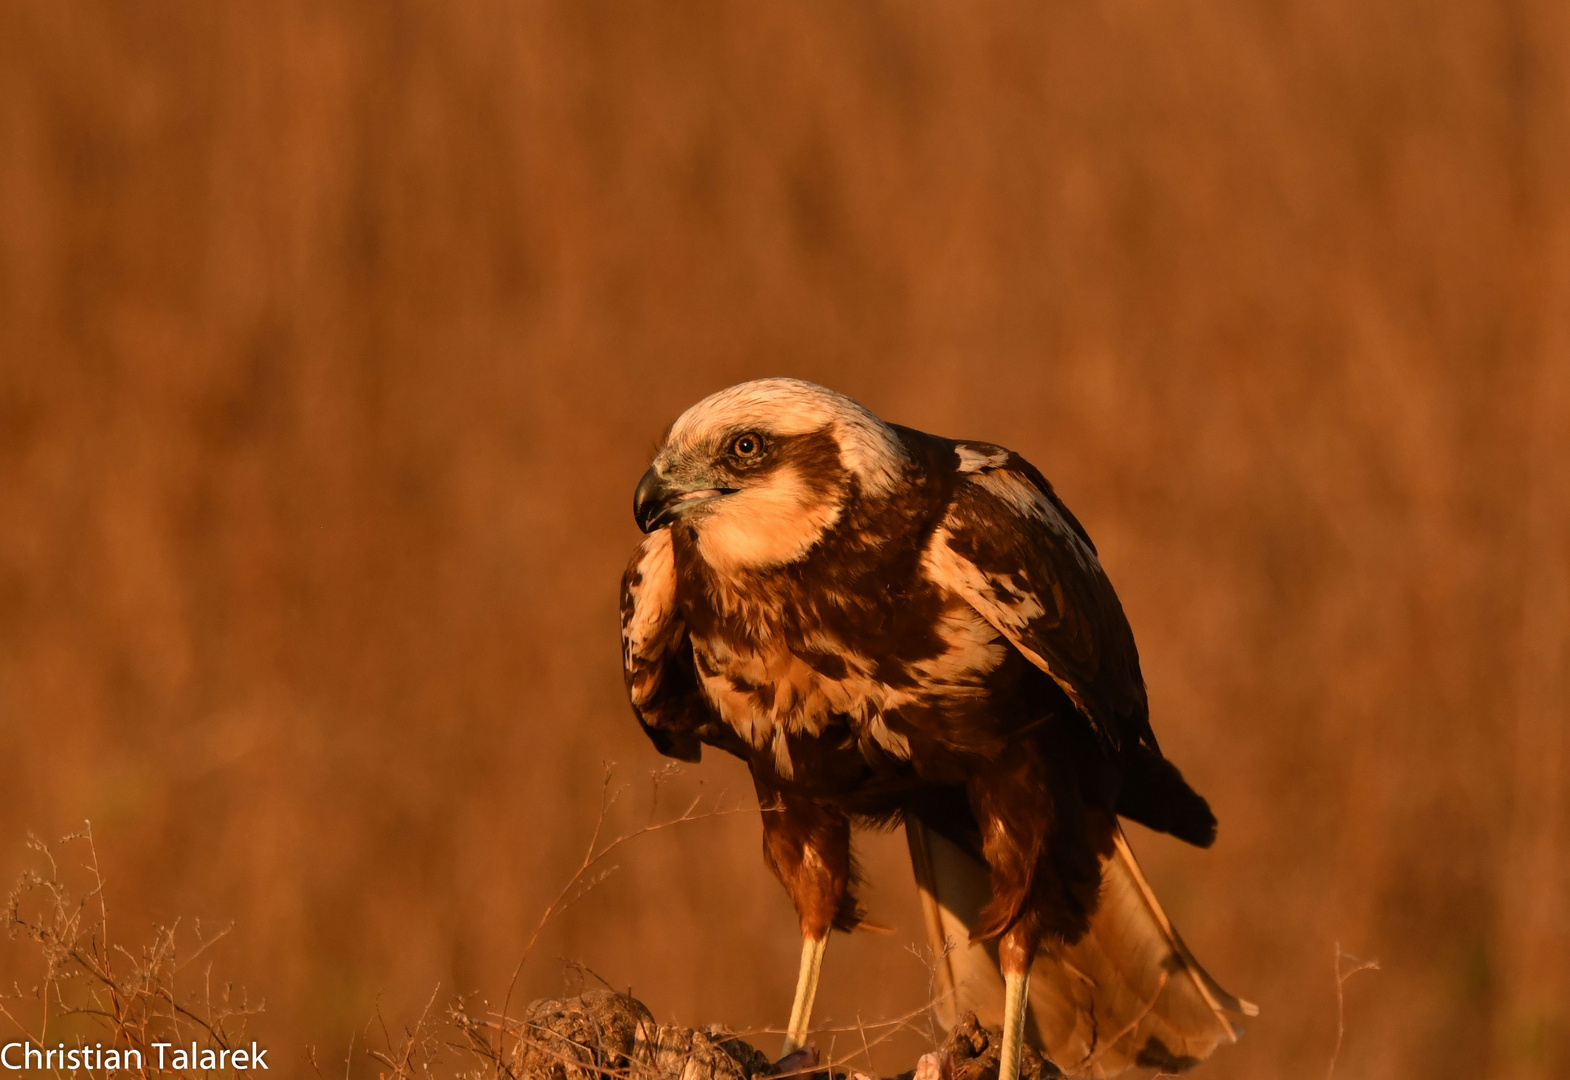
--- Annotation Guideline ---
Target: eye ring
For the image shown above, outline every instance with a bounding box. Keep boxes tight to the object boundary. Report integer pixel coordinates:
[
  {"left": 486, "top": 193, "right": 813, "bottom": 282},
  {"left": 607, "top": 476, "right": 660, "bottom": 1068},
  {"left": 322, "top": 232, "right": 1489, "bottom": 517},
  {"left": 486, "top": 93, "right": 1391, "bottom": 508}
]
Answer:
[{"left": 729, "top": 432, "right": 763, "bottom": 459}]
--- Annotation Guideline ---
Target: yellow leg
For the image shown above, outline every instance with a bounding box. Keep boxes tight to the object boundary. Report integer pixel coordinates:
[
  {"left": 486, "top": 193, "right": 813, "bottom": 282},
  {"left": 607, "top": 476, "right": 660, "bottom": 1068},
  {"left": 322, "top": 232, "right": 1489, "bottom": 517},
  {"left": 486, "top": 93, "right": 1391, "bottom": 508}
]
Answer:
[
  {"left": 998, "top": 968, "right": 1031, "bottom": 1080},
  {"left": 781, "top": 934, "right": 828, "bottom": 1056}
]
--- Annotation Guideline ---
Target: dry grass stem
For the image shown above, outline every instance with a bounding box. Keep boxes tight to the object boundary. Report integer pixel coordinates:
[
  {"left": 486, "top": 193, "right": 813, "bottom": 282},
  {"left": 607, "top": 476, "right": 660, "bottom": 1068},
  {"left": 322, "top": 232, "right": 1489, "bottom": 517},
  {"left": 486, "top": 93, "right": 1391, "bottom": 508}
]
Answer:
[
  {"left": 1325, "top": 942, "right": 1380, "bottom": 1080},
  {"left": 2, "top": 823, "right": 261, "bottom": 1078}
]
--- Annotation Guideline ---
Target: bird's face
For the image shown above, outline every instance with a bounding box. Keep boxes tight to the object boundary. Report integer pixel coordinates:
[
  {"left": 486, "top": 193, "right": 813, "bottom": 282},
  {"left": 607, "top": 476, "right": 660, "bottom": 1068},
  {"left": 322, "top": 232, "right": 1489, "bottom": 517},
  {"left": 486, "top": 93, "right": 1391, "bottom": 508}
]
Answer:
[{"left": 634, "top": 378, "right": 908, "bottom": 574}]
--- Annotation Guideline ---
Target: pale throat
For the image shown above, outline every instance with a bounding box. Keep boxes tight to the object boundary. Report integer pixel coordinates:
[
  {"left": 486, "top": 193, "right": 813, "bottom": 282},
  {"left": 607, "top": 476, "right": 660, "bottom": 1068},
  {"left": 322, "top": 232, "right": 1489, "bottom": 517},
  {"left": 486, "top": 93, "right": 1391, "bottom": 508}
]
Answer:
[{"left": 693, "top": 465, "right": 844, "bottom": 576}]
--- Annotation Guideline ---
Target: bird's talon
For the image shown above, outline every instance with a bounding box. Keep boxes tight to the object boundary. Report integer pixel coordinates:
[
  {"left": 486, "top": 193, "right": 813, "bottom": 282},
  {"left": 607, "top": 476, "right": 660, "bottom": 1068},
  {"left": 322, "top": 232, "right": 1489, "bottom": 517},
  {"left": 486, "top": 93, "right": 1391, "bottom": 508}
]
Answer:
[{"left": 775, "top": 1042, "right": 819, "bottom": 1077}]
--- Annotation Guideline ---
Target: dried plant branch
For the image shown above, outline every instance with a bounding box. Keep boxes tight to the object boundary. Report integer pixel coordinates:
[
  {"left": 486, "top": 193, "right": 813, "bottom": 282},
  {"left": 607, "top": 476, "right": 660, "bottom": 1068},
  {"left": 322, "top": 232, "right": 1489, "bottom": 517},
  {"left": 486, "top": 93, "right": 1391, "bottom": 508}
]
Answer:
[
  {"left": 1326, "top": 941, "right": 1380, "bottom": 1080},
  {"left": 906, "top": 935, "right": 960, "bottom": 1051},
  {"left": 2, "top": 774, "right": 1068, "bottom": 1080},
  {"left": 2, "top": 823, "right": 263, "bottom": 1079},
  {"left": 494, "top": 765, "right": 759, "bottom": 1065}
]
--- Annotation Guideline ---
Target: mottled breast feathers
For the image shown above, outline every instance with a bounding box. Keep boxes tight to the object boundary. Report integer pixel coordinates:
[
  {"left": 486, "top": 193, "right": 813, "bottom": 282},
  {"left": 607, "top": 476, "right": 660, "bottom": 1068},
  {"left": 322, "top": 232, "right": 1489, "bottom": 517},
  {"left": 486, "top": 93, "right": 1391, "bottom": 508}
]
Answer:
[{"left": 619, "top": 427, "right": 1156, "bottom": 776}]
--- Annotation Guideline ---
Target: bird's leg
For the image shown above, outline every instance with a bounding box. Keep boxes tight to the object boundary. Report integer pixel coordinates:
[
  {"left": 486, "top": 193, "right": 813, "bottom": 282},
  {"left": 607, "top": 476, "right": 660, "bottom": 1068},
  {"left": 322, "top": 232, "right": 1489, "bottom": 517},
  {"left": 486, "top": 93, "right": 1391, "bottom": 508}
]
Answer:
[
  {"left": 965, "top": 753, "right": 1064, "bottom": 1080},
  {"left": 999, "top": 970, "right": 1031, "bottom": 1080},
  {"left": 997, "top": 922, "right": 1040, "bottom": 1080},
  {"left": 756, "top": 780, "right": 856, "bottom": 1058},
  {"left": 782, "top": 932, "right": 828, "bottom": 1055}
]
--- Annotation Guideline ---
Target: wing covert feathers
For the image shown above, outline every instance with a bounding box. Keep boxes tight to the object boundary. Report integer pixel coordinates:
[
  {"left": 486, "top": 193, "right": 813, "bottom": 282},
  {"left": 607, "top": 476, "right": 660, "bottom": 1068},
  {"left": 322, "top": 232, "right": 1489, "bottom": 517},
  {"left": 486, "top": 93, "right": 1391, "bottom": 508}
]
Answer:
[
  {"left": 906, "top": 821, "right": 1255, "bottom": 1077},
  {"left": 922, "top": 460, "right": 1153, "bottom": 754}
]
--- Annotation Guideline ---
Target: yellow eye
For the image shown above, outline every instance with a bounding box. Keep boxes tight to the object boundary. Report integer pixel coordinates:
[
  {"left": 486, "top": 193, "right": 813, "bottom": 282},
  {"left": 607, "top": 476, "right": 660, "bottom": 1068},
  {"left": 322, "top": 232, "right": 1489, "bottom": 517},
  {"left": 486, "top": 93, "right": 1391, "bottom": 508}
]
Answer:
[{"left": 730, "top": 432, "right": 762, "bottom": 458}]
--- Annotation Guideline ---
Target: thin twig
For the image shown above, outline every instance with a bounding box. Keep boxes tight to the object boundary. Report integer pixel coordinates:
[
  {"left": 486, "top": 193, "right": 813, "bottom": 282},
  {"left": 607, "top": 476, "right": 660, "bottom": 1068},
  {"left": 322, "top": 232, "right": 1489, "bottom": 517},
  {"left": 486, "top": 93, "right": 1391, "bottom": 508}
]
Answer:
[
  {"left": 494, "top": 767, "right": 756, "bottom": 1065},
  {"left": 1326, "top": 941, "right": 1380, "bottom": 1080},
  {"left": 2, "top": 825, "right": 256, "bottom": 1080}
]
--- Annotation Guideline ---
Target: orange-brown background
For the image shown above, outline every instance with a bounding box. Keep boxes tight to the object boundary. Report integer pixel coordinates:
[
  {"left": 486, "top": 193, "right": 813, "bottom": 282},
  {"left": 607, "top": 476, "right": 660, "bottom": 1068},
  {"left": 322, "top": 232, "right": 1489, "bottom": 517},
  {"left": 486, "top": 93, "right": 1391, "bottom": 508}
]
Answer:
[{"left": 1, "top": 3, "right": 1567, "bottom": 1077}]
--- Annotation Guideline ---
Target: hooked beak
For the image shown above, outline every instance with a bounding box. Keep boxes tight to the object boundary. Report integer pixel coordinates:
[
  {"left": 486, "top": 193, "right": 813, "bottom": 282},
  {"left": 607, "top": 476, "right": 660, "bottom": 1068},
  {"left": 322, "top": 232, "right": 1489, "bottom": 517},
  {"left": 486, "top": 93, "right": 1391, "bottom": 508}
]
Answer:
[{"left": 633, "top": 467, "right": 732, "bottom": 533}]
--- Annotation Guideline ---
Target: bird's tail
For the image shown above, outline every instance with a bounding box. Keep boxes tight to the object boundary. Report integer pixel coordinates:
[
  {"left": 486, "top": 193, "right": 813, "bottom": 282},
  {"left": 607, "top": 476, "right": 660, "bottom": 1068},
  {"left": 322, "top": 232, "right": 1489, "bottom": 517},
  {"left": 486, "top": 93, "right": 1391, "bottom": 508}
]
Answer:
[{"left": 906, "top": 821, "right": 1256, "bottom": 1077}]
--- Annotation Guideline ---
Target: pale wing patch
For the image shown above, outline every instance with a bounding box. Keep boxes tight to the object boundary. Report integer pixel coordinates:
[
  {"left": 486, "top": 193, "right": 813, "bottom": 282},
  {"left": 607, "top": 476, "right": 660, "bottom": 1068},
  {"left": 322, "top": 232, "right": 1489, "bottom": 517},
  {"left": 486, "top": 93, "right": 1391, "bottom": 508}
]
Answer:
[
  {"left": 969, "top": 469, "right": 1100, "bottom": 572},
  {"left": 696, "top": 464, "right": 843, "bottom": 573},
  {"left": 922, "top": 525, "right": 1093, "bottom": 719},
  {"left": 955, "top": 442, "right": 1010, "bottom": 473},
  {"left": 922, "top": 530, "right": 1041, "bottom": 643},
  {"left": 907, "top": 605, "right": 1010, "bottom": 693},
  {"left": 621, "top": 530, "right": 680, "bottom": 707}
]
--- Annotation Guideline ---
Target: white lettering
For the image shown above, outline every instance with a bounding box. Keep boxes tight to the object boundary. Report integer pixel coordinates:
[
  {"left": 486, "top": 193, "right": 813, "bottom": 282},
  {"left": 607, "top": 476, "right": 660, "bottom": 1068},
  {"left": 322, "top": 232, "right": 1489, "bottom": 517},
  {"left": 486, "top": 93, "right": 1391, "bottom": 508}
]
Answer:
[
  {"left": 18, "top": 1039, "right": 256, "bottom": 1072},
  {"left": 0, "top": 1043, "right": 161, "bottom": 1071}
]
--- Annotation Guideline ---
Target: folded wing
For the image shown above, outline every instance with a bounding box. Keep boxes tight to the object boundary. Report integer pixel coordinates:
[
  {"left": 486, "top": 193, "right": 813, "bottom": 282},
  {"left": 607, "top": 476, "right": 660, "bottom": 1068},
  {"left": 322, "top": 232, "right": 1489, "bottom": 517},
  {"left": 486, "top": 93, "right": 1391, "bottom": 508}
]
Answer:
[
  {"left": 620, "top": 529, "right": 715, "bottom": 762},
  {"left": 921, "top": 449, "right": 1156, "bottom": 756}
]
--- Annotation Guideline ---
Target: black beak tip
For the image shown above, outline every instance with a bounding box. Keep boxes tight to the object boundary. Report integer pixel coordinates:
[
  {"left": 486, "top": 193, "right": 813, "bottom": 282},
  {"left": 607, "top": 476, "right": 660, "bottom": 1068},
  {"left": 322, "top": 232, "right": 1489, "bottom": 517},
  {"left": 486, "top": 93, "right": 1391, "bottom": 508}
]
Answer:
[{"left": 633, "top": 468, "right": 667, "bottom": 533}]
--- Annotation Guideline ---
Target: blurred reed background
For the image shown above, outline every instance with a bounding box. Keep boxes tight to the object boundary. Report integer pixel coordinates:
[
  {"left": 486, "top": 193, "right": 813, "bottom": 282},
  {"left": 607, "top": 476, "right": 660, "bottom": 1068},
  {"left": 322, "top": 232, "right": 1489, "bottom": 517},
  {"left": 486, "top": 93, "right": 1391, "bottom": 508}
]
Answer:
[{"left": 1, "top": 2, "right": 1567, "bottom": 1077}]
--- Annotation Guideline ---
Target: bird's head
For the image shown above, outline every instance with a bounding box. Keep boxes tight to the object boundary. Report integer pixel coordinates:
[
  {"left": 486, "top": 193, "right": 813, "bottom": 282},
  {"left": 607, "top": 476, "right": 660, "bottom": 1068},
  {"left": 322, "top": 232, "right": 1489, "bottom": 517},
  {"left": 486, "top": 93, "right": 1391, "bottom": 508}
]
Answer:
[{"left": 634, "top": 378, "right": 909, "bottom": 574}]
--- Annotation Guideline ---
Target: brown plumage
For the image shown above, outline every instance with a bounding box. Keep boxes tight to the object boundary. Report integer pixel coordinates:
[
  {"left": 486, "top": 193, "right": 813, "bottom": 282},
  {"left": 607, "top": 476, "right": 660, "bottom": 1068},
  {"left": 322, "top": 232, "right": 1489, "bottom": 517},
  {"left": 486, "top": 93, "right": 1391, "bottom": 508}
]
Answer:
[{"left": 620, "top": 378, "right": 1252, "bottom": 1075}]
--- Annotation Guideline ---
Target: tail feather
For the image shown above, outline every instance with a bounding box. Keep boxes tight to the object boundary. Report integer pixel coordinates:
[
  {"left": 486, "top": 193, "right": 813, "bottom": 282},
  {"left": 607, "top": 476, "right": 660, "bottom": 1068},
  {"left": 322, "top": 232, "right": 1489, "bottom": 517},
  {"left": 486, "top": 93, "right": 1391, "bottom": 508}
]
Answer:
[
  {"left": 1116, "top": 747, "right": 1218, "bottom": 848},
  {"left": 906, "top": 821, "right": 1255, "bottom": 1077}
]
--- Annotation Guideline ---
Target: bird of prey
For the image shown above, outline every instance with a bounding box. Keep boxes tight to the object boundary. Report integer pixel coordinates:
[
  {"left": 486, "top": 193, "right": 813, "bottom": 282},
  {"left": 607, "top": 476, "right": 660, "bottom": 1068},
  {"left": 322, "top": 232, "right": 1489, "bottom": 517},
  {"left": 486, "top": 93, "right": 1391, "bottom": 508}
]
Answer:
[{"left": 620, "top": 379, "right": 1254, "bottom": 1079}]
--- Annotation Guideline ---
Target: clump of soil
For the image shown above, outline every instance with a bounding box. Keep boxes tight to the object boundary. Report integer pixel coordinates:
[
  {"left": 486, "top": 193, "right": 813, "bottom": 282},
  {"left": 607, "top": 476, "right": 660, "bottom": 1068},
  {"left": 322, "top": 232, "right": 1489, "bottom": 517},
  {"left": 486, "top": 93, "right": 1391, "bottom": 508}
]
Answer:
[{"left": 509, "top": 990, "right": 1062, "bottom": 1080}]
